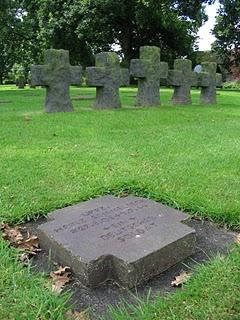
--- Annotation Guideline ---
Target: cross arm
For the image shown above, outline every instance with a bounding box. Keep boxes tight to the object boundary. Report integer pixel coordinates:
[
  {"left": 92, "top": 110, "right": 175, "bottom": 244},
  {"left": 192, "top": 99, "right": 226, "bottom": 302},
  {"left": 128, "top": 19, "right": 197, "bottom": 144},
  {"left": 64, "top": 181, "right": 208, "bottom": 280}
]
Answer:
[
  {"left": 167, "top": 70, "right": 183, "bottom": 86},
  {"left": 216, "top": 73, "right": 223, "bottom": 88},
  {"left": 70, "top": 66, "right": 82, "bottom": 85},
  {"left": 160, "top": 62, "right": 168, "bottom": 79},
  {"left": 198, "top": 72, "right": 210, "bottom": 87},
  {"left": 121, "top": 68, "right": 130, "bottom": 86},
  {"left": 30, "top": 65, "right": 47, "bottom": 86},
  {"left": 130, "top": 59, "right": 147, "bottom": 78},
  {"left": 86, "top": 67, "right": 107, "bottom": 87}
]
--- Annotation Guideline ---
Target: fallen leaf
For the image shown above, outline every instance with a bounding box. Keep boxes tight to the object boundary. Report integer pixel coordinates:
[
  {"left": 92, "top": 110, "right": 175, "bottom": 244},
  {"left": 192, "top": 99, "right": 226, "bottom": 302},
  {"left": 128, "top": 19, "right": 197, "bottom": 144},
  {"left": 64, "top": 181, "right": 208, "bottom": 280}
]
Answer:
[
  {"left": 66, "top": 310, "right": 90, "bottom": 320},
  {"left": 171, "top": 271, "right": 192, "bottom": 287},
  {"left": 20, "top": 252, "right": 30, "bottom": 266},
  {"left": 1, "top": 223, "right": 23, "bottom": 246},
  {"left": 235, "top": 233, "right": 240, "bottom": 245},
  {"left": 118, "top": 191, "right": 129, "bottom": 198},
  {"left": 1, "top": 223, "right": 41, "bottom": 261},
  {"left": 50, "top": 266, "right": 71, "bottom": 294},
  {"left": 18, "top": 235, "right": 41, "bottom": 255}
]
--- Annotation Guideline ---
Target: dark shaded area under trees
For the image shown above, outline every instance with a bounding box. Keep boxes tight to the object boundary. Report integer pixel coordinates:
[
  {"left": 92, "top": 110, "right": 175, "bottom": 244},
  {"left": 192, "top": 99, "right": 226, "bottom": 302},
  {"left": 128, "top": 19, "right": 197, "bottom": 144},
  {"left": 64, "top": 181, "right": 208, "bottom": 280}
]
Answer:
[
  {"left": 1, "top": 0, "right": 238, "bottom": 84},
  {"left": 213, "top": 0, "right": 240, "bottom": 79}
]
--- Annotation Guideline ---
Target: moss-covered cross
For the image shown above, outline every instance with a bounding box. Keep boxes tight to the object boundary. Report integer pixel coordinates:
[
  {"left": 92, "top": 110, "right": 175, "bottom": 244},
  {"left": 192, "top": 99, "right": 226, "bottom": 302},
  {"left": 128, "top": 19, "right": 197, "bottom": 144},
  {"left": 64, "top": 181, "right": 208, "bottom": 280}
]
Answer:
[
  {"left": 168, "top": 59, "right": 198, "bottom": 105},
  {"left": 130, "top": 46, "right": 168, "bottom": 107},
  {"left": 86, "top": 52, "right": 129, "bottom": 109},
  {"left": 31, "top": 49, "right": 82, "bottom": 113},
  {"left": 198, "top": 62, "right": 222, "bottom": 104}
]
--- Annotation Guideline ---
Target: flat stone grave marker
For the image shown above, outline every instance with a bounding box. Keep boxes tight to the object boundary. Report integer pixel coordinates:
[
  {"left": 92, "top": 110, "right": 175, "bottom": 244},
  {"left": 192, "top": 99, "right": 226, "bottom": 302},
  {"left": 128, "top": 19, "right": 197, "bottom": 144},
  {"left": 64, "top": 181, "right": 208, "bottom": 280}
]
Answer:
[{"left": 38, "top": 196, "right": 196, "bottom": 288}]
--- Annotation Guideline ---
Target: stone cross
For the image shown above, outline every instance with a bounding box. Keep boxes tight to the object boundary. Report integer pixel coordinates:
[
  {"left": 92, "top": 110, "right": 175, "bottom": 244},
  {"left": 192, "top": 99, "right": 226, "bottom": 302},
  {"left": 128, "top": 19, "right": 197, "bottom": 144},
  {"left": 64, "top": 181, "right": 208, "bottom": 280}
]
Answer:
[
  {"left": 86, "top": 52, "right": 129, "bottom": 109},
  {"left": 16, "top": 77, "right": 26, "bottom": 89},
  {"left": 31, "top": 49, "right": 82, "bottom": 113},
  {"left": 198, "top": 62, "right": 222, "bottom": 104},
  {"left": 130, "top": 46, "right": 168, "bottom": 107},
  {"left": 168, "top": 59, "right": 198, "bottom": 105}
]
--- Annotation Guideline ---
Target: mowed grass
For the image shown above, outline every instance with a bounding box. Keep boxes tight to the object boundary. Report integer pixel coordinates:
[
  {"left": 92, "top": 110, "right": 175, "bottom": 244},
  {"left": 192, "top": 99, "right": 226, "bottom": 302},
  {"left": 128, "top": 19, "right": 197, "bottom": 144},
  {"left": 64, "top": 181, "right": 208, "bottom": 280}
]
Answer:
[
  {"left": 0, "top": 85, "right": 240, "bottom": 229},
  {"left": 0, "top": 85, "right": 240, "bottom": 320},
  {"left": 107, "top": 246, "right": 240, "bottom": 320}
]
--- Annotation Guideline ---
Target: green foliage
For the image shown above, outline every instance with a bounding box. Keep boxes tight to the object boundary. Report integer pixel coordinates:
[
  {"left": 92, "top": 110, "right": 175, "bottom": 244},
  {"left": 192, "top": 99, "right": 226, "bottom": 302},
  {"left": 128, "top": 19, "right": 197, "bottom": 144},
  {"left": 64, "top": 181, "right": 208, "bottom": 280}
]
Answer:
[
  {"left": 196, "top": 51, "right": 218, "bottom": 64},
  {"left": 8, "top": 63, "right": 27, "bottom": 88},
  {"left": 212, "top": 0, "right": 240, "bottom": 78},
  {"left": 0, "top": 0, "right": 40, "bottom": 83},
  {"left": 0, "top": 0, "right": 217, "bottom": 78},
  {"left": 20, "top": 0, "right": 94, "bottom": 67},
  {"left": 0, "top": 0, "right": 20, "bottom": 83},
  {"left": 9, "top": 63, "right": 26, "bottom": 82},
  {"left": 69, "top": 0, "right": 213, "bottom": 65},
  {"left": 223, "top": 81, "right": 240, "bottom": 90},
  {"left": 19, "top": 0, "right": 214, "bottom": 68}
]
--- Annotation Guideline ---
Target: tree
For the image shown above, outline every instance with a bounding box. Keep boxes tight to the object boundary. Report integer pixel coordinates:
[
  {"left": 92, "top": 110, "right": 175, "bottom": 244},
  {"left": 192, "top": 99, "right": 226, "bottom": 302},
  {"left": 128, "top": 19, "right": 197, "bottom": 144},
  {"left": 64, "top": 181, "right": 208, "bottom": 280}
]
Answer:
[
  {"left": 0, "top": 0, "right": 216, "bottom": 83},
  {"left": 0, "top": 0, "right": 19, "bottom": 83},
  {"left": 21, "top": 0, "right": 214, "bottom": 67},
  {"left": 21, "top": 0, "right": 94, "bottom": 67},
  {"left": 0, "top": 0, "right": 37, "bottom": 84},
  {"left": 75, "top": 0, "right": 214, "bottom": 65},
  {"left": 213, "top": 0, "right": 240, "bottom": 79},
  {"left": 9, "top": 63, "right": 26, "bottom": 88}
]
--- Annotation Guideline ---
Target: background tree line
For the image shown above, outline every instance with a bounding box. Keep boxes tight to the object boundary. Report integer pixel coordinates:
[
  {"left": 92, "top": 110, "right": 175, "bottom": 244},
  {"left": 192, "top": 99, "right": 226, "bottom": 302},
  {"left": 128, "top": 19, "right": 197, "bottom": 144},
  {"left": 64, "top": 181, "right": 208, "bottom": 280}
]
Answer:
[{"left": 0, "top": 0, "right": 239, "bottom": 84}]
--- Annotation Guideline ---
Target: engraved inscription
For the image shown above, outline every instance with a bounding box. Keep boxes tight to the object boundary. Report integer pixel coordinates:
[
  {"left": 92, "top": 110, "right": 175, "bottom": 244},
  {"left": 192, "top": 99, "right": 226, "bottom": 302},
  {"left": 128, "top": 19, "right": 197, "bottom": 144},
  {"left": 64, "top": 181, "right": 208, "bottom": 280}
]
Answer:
[
  {"left": 53, "top": 199, "right": 160, "bottom": 242},
  {"left": 100, "top": 216, "right": 158, "bottom": 242}
]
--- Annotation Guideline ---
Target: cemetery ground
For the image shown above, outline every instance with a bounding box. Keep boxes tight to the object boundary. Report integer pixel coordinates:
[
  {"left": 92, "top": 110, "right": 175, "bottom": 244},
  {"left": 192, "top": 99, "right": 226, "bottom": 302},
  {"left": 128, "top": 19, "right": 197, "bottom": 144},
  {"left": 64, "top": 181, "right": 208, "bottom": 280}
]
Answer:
[{"left": 0, "top": 85, "right": 240, "bottom": 319}]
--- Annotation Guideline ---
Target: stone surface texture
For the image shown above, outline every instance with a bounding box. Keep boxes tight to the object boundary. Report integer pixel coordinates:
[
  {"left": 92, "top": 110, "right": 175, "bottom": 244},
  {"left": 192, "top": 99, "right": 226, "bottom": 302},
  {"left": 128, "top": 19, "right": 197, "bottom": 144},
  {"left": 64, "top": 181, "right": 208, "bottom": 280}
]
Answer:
[
  {"left": 38, "top": 196, "right": 196, "bottom": 288},
  {"left": 168, "top": 59, "right": 197, "bottom": 105},
  {"left": 130, "top": 46, "right": 168, "bottom": 107},
  {"left": 198, "top": 62, "right": 222, "bottom": 104},
  {"left": 16, "top": 77, "right": 26, "bottom": 89},
  {"left": 31, "top": 49, "right": 82, "bottom": 113},
  {"left": 86, "top": 52, "right": 129, "bottom": 109}
]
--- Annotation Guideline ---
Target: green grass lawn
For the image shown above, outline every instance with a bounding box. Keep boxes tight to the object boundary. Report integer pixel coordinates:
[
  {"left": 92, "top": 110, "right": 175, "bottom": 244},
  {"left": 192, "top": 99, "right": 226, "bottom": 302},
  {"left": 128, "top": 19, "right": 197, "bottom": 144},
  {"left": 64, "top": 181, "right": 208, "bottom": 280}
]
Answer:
[{"left": 0, "top": 85, "right": 239, "bottom": 319}]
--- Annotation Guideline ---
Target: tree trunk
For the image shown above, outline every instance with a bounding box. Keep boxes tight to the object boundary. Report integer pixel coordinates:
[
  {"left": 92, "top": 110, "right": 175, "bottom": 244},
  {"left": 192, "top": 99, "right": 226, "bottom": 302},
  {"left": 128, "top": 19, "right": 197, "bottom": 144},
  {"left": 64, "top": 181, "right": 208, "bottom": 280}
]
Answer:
[
  {"left": 118, "top": 0, "right": 136, "bottom": 67},
  {"left": 121, "top": 38, "right": 135, "bottom": 67}
]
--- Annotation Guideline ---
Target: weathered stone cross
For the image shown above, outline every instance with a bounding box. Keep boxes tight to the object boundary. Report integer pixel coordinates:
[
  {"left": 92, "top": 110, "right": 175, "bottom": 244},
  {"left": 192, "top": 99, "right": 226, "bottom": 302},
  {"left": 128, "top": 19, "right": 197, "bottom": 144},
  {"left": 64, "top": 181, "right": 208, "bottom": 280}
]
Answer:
[
  {"left": 198, "top": 62, "right": 222, "bottom": 104},
  {"left": 86, "top": 52, "right": 129, "bottom": 109},
  {"left": 168, "top": 59, "right": 197, "bottom": 105},
  {"left": 31, "top": 49, "right": 82, "bottom": 113},
  {"left": 130, "top": 46, "right": 168, "bottom": 107}
]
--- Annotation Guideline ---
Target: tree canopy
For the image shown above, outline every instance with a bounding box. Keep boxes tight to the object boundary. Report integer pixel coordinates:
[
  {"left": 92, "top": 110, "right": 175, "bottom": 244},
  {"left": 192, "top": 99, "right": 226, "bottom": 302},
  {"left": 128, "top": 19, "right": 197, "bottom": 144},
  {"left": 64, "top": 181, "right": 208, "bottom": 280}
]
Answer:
[
  {"left": 1, "top": 0, "right": 216, "bottom": 83},
  {"left": 213, "top": 0, "right": 240, "bottom": 78}
]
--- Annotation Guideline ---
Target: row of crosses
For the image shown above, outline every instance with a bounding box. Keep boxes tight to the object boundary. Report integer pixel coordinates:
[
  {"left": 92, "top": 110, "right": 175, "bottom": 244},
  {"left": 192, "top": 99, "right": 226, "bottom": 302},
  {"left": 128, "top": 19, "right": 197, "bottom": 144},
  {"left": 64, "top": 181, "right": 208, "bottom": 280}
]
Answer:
[{"left": 31, "top": 47, "right": 222, "bottom": 113}]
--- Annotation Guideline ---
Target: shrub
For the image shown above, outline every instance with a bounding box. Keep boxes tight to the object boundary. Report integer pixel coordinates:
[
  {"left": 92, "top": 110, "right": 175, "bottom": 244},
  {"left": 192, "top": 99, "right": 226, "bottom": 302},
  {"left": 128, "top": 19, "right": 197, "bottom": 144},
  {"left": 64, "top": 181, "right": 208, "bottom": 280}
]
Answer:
[
  {"left": 223, "top": 81, "right": 240, "bottom": 90},
  {"left": 9, "top": 64, "right": 27, "bottom": 89}
]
